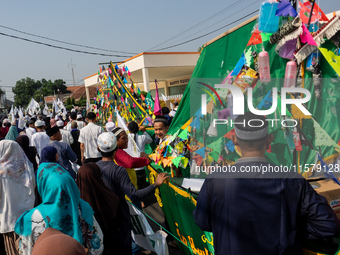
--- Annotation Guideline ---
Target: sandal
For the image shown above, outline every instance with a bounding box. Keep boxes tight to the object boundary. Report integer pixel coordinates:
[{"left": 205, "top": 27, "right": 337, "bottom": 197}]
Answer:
[{"left": 168, "top": 240, "right": 178, "bottom": 248}]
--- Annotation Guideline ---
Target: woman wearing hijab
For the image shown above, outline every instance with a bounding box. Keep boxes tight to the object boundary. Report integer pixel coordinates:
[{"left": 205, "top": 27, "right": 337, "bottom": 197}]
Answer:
[
  {"left": 0, "top": 140, "right": 35, "bottom": 255},
  {"left": 39, "top": 146, "right": 58, "bottom": 164},
  {"left": 77, "top": 163, "right": 120, "bottom": 255},
  {"left": 14, "top": 161, "right": 104, "bottom": 255},
  {"left": 5, "top": 122, "right": 19, "bottom": 141},
  {"left": 32, "top": 228, "right": 87, "bottom": 255},
  {"left": 16, "top": 135, "right": 38, "bottom": 171}
]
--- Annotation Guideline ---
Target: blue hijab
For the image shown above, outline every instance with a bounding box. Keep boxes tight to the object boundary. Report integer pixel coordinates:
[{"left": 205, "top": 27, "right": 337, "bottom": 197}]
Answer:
[
  {"left": 5, "top": 126, "right": 19, "bottom": 141},
  {"left": 40, "top": 146, "right": 58, "bottom": 164},
  {"left": 14, "top": 163, "right": 99, "bottom": 247}
]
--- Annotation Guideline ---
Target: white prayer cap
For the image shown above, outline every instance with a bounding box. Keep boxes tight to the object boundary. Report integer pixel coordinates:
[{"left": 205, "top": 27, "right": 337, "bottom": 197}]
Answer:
[
  {"left": 57, "top": 120, "right": 64, "bottom": 127},
  {"left": 97, "top": 132, "right": 117, "bottom": 152},
  {"left": 105, "top": 122, "right": 116, "bottom": 132},
  {"left": 35, "top": 120, "right": 44, "bottom": 127},
  {"left": 77, "top": 114, "right": 82, "bottom": 119},
  {"left": 71, "top": 109, "right": 76, "bottom": 112}
]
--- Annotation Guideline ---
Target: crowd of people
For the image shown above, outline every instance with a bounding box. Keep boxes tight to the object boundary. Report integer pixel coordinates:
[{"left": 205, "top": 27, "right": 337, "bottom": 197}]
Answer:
[
  {"left": 0, "top": 108, "right": 171, "bottom": 255},
  {"left": 3, "top": 101, "right": 340, "bottom": 255}
]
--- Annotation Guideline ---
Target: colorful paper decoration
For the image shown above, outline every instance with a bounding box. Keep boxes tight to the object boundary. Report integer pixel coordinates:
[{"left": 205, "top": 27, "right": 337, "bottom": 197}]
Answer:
[
  {"left": 209, "top": 151, "right": 219, "bottom": 162},
  {"left": 224, "top": 129, "right": 235, "bottom": 139},
  {"left": 193, "top": 155, "right": 203, "bottom": 167},
  {"left": 231, "top": 53, "right": 246, "bottom": 76},
  {"left": 247, "top": 28, "right": 263, "bottom": 46},
  {"left": 226, "top": 140, "right": 235, "bottom": 152},
  {"left": 194, "top": 147, "right": 206, "bottom": 158},
  {"left": 319, "top": 48, "right": 340, "bottom": 77},
  {"left": 172, "top": 156, "right": 182, "bottom": 168},
  {"left": 318, "top": 154, "right": 340, "bottom": 185},
  {"left": 257, "top": 90, "right": 272, "bottom": 110},
  {"left": 291, "top": 104, "right": 312, "bottom": 120},
  {"left": 207, "top": 137, "right": 223, "bottom": 152},
  {"left": 275, "top": 0, "right": 297, "bottom": 17},
  {"left": 298, "top": 1, "right": 329, "bottom": 24},
  {"left": 181, "top": 157, "right": 189, "bottom": 168},
  {"left": 300, "top": 24, "right": 317, "bottom": 46},
  {"left": 313, "top": 120, "right": 340, "bottom": 149},
  {"left": 178, "top": 127, "right": 189, "bottom": 140}
]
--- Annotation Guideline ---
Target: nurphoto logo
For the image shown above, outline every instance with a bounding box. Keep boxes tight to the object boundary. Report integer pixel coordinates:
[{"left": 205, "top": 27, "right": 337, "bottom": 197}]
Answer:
[{"left": 201, "top": 84, "right": 312, "bottom": 128}]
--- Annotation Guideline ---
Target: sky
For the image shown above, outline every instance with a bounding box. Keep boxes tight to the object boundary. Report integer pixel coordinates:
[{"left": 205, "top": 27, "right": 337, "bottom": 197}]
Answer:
[{"left": 0, "top": 0, "right": 339, "bottom": 103}]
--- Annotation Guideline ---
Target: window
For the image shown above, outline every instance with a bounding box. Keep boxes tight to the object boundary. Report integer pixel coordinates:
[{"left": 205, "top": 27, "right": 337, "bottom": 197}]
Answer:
[
  {"left": 149, "top": 87, "right": 165, "bottom": 98},
  {"left": 169, "top": 84, "right": 187, "bottom": 96}
]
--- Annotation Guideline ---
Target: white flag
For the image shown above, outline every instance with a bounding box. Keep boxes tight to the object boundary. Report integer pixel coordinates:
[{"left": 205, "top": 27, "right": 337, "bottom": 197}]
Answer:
[
  {"left": 170, "top": 102, "right": 174, "bottom": 110},
  {"left": 53, "top": 99, "right": 60, "bottom": 113},
  {"left": 161, "top": 93, "right": 168, "bottom": 102},
  {"left": 43, "top": 103, "right": 49, "bottom": 115},
  {"left": 115, "top": 109, "right": 140, "bottom": 157}
]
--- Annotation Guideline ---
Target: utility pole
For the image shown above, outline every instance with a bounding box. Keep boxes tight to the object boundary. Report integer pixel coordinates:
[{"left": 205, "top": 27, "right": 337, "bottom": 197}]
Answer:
[{"left": 68, "top": 59, "right": 76, "bottom": 86}]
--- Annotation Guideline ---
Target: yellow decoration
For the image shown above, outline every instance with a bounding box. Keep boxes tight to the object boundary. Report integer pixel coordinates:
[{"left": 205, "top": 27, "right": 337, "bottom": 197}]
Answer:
[
  {"left": 152, "top": 114, "right": 156, "bottom": 119},
  {"left": 291, "top": 104, "right": 312, "bottom": 120},
  {"left": 181, "top": 118, "right": 192, "bottom": 132}
]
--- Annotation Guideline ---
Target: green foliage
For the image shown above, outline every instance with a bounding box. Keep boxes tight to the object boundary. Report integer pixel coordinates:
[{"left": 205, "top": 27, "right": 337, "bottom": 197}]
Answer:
[
  {"left": 13, "top": 78, "right": 70, "bottom": 107},
  {"left": 71, "top": 97, "right": 75, "bottom": 105},
  {"left": 66, "top": 97, "right": 71, "bottom": 106},
  {"left": 66, "top": 105, "right": 73, "bottom": 111}
]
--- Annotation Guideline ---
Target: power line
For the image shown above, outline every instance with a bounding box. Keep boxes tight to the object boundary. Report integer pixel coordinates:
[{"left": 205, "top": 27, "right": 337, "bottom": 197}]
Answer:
[
  {"left": 146, "top": 0, "right": 246, "bottom": 52},
  {"left": 0, "top": 32, "right": 132, "bottom": 58},
  {"left": 0, "top": 24, "right": 137, "bottom": 55},
  {"left": 160, "top": 0, "right": 260, "bottom": 48},
  {"left": 150, "top": 10, "right": 259, "bottom": 52}
]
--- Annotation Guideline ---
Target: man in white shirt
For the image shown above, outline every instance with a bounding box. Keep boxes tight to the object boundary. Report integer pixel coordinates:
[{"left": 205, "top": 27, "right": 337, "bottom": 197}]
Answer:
[
  {"left": 78, "top": 112, "right": 103, "bottom": 164},
  {"left": 57, "top": 120, "right": 74, "bottom": 146},
  {"left": 30, "top": 120, "right": 50, "bottom": 156},
  {"left": 76, "top": 114, "right": 85, "bottom": 130},
  {"left": 65, "top": 112, "right": 85, "bottom": 131},
  {"left": 25, "top": 120, "right": 36, "bottom": 140}
]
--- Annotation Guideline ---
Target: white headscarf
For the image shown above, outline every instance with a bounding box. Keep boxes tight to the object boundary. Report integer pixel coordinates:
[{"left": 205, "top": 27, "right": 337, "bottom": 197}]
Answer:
[{"left": 0, "top": 140, "right": 34, "bottom": 192}]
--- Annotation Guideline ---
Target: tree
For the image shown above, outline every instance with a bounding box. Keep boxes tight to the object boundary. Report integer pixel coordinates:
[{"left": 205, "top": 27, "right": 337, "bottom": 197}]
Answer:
[
  {"left": 13, "top": 78, "right": 69, "bottom": 106},
  {"left": 12, "top": 78, "right": 41, "bottom": 106},
  {"left": 66, "top": 97, "right": 71, "bottom": 106}
]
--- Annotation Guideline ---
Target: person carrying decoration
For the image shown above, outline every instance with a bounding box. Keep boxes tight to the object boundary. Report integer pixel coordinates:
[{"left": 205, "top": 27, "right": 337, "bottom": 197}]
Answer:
[
  {"left": 111, "top": 127, "right": 150, "bottom": 189},
  {"left": 127, "top": 121, "right": 153, "bottom": 190},
  {"left": 194, "top": 112, "right": 340, "bottom": 255},
  {"left": 96, "top": 132, "right": 169, "bottom": 255}
]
